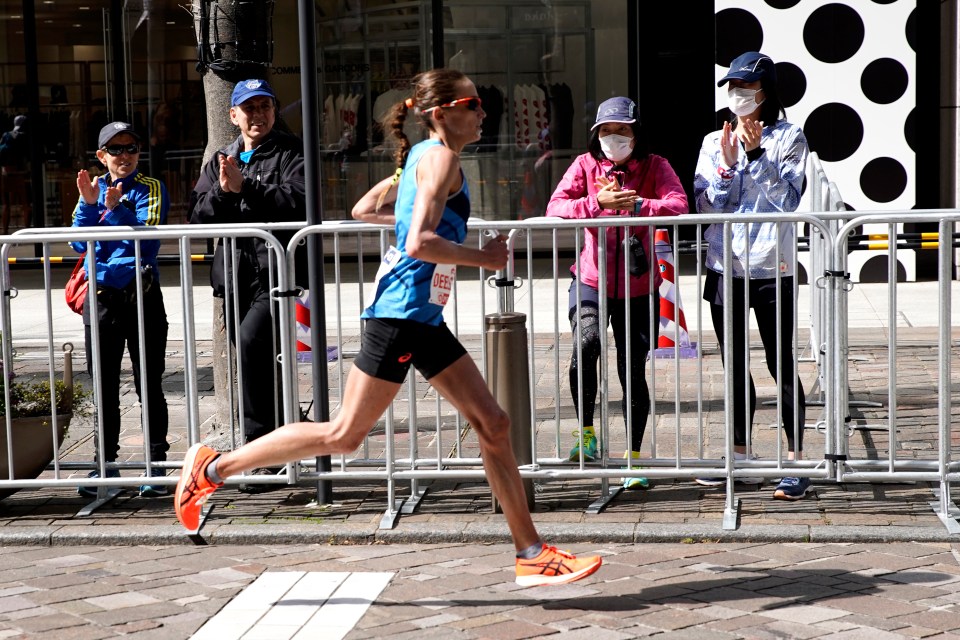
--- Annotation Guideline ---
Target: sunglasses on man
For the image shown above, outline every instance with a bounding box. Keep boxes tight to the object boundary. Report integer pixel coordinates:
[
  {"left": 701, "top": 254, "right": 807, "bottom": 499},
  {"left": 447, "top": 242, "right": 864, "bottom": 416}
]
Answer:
[
  {"left": 422, "top": 96, "right": 482, "bottom": 113},
  {"left": 102, "top": 144, "right": 140, "bottom": 156}
]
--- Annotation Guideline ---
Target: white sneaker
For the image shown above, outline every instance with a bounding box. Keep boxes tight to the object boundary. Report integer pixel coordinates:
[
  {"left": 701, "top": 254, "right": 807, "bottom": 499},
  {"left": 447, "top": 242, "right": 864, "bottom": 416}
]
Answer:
[
  {"left": 735, "top": 453, "right": 763, "bottom": 485},
  {"left": 696, "top": 455, "right": 763, "bottom": 486}
]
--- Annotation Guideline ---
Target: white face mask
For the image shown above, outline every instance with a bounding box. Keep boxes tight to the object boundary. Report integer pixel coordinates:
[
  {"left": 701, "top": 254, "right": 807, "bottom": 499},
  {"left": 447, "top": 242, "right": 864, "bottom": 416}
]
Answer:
[
  {"left": 599, "top": 133, "right": 634, "bottom": 163},
  {"left": 727, "top": 87, "right": 764, "bottom": 117}
]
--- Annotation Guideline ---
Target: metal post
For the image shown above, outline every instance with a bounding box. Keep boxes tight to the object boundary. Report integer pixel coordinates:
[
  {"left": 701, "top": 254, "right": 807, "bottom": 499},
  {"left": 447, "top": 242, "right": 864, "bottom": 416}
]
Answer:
[
  {"left": 486, "top": 312, "right": 535, "bottom": 512},
  {"left": 486, "top": 229, "right": 533, "bottom": 511},
  {"left": 298, "top": 0, "right": 332, "bottom": 503}
]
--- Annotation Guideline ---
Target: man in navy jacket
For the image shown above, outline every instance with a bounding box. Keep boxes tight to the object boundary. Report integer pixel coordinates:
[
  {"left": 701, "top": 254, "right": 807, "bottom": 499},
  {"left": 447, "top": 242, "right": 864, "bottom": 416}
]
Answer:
[{"left": 188, "top": 79, "right": 306, "bottom": 492}]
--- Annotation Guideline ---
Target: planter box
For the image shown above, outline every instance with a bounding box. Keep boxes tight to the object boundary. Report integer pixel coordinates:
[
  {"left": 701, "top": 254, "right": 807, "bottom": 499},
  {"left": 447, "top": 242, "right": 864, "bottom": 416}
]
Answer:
[{"left": 0, "top": 414, "right": 71, "bottom": 500}]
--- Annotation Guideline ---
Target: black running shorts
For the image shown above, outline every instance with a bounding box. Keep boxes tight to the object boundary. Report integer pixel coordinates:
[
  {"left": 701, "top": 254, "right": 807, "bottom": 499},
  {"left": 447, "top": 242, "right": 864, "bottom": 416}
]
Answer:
[{"left": 354, "top": 318, "right": 467, "bottom": 383}]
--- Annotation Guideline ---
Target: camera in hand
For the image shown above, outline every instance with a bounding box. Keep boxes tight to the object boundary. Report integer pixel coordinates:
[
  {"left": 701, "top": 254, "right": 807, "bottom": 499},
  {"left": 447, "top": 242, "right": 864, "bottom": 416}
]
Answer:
[{"left": 627, "top": 235, "right": 648, "bottom": 277}]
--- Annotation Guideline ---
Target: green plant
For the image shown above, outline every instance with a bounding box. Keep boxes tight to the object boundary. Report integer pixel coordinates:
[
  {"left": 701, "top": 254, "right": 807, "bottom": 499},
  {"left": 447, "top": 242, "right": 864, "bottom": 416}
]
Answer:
[{"left": 0, "top": 378, "right": 91, "bottom": 419}]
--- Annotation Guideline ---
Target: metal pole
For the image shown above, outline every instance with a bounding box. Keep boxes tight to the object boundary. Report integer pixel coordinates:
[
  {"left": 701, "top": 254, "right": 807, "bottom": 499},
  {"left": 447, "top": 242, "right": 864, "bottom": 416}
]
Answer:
[
  {"left": 298, "top": 0, "right": 332, "bottom": 503},
  {"left": 22, "top": 0, "right": 43, "bottom": 248}
]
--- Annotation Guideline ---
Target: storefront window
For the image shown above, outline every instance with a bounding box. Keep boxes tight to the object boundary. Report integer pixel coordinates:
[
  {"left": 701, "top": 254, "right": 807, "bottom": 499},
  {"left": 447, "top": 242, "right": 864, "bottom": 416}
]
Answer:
[
  {"left": 0, "top": 0, "right": 201, "bottom": 230},
  {"left": 1, "top": 0, "right": 631, "bottom": 227},
  {"left": 313, "top": 0, "right": 628, "bottom": 221}
]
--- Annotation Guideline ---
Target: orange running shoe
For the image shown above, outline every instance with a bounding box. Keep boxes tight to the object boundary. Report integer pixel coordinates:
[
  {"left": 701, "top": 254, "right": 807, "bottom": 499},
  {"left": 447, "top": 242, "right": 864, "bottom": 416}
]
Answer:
[
  {"left": 175, "top": 443, "right": 223, "bottom": 533},
  {"left": 515, "top": 544, "right": 602, "bottom": 587}
]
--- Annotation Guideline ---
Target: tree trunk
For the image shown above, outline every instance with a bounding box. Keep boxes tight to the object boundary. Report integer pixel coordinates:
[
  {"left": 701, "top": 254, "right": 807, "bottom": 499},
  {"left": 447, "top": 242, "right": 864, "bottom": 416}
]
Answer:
[{"left": 192, "top": 0, "right": 273, "bottom": 435}]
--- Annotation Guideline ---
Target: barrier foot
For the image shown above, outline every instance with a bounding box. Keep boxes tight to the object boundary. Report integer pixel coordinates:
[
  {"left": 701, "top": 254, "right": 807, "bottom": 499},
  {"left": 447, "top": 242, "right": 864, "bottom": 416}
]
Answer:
[
  {"left": 401, "top": 485, "right": 428, "bottom": 515},
  {"left": 930, "top": 485, "right": 960, "bottom": 534},
  {"left": 76, "top": 487, "right": 122, "bottom": 517},
  {"left": 379, "top": 498, "right": 405, "bottom": 530},
  {"left": 930, "top": 502, "right": 960, "bottom": 535},
  {"left": 586, "top": 479, "right": 623, "bottom": 514},
  {"left": 722, "top": 498, "right": 742, "bottom": 531}
]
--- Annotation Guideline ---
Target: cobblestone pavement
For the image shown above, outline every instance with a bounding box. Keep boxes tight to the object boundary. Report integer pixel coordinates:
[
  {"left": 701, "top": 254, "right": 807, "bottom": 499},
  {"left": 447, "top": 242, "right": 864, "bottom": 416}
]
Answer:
[
  {"left": 2, "top": 267, "right": 960, "bottom": 638},
  {"left": 3, "top": 541, "right": 960, "bottom": 638}
]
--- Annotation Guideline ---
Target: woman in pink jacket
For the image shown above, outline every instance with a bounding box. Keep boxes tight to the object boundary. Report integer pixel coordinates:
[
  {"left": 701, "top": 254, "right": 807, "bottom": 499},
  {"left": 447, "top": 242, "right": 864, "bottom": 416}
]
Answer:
[{"left": 546, "top": 96, "right": 687, "bottom": 488}]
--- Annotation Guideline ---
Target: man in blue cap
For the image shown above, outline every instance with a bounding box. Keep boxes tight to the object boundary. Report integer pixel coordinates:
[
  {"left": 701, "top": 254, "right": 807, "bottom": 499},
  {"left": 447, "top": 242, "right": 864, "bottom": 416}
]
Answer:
[{"left": 188, "top": 79, "right": 307, "bottom": 492}]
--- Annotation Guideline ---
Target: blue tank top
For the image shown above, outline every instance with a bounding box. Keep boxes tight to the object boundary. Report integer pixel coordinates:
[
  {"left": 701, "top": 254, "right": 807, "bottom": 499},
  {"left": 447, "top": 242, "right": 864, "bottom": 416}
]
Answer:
[{"left": 362, "top": 139, "right": 470, "bottom": 325}]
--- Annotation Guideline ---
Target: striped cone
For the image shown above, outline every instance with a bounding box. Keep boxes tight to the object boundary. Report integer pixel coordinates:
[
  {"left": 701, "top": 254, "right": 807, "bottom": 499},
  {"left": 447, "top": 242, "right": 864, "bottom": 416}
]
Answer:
[
  {"left": 295, "top": 292, "right": 312, "bottom": 353},
  {"left": 653, "top": 229, "right": 698, "bottom": 359},
  {"left": 294, "top": 290, "right": 339, "bottom": 364}
]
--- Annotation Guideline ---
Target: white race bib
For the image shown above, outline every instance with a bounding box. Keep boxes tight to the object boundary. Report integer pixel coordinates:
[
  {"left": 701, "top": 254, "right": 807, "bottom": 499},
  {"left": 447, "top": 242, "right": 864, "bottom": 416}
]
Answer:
[
  {"left": 429, "top": 263, "right": 456, "bottom": 306},
  {"left": 366, "top": 245, "right": 402, "bottom": 308}
]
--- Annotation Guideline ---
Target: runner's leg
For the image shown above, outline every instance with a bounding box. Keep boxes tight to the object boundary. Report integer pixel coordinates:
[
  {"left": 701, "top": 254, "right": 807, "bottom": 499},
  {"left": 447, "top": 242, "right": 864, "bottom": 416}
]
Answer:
[
  {"left": 212, "top": 367, "right": 401, "bottom": 477},
  {"left": 429, "top": 353, "right": 540, "bottom": 551}
]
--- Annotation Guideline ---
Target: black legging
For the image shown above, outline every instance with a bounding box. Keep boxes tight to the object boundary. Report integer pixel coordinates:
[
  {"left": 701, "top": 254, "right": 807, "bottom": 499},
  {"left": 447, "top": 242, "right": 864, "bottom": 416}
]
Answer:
[
  {"left": 84, "top": 283, "right": 169, "bottom": 463},
  {"left": 225, "top": 287, "right": 283, "bottom": 443},
  {"left": 707, "top": 273, "right": 805, "bottom": 453},
  {"left": 568, "top": 279, "right": 658, "bottom": 451}
]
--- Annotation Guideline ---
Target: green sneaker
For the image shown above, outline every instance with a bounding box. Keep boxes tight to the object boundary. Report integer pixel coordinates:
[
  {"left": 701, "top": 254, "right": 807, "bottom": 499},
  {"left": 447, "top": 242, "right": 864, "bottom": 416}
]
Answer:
[
  {"left": 622, "top": 450, "right": 650, "bottom": 490},
  {"left": 622, "top": 476, "right": 650, "bottom": 490},
  {"left": 568, "top": 426, "right": 599, "bottom": 462}
]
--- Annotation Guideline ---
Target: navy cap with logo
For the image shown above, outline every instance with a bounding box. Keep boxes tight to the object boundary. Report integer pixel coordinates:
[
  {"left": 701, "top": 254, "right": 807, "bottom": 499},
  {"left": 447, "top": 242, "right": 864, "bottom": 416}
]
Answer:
[
  {"left": 97, "top": 121, "right": 141, "bottom": 148},
  {"left": 717, "top": 51, "right": 776, "bottom": 87},
  {"left": 591, "top": 96, "right": 638, "bottom": 130},
  {"left": 231, "top": 79, "right": 276, "bottom": 107}
]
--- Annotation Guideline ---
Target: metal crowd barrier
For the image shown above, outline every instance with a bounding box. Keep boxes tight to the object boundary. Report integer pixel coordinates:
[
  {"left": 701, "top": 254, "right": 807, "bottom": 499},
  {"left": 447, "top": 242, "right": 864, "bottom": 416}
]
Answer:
[
  {"left": 830, "top": 211, "right": 960, "bottom": 533},
  {"left": 0, "top": 224, "right": 299, "bottom": 514},
  {"left": 0, "top": 210, "right": 958, "bottom": 533},
  {"left": 279, "top": 214, "right": 834, "bottom": 531}
]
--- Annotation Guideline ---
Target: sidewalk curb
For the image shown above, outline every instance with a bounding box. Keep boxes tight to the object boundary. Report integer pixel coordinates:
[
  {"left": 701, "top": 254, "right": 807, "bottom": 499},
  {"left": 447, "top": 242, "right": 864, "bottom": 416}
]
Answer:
[{"left": 0, "top": 522, "right": 955, "bottom": 547}]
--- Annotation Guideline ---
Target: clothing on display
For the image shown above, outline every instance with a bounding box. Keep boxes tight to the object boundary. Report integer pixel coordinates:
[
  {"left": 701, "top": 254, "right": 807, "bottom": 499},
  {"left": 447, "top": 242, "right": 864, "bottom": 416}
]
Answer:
[
  {"left": 472, "top": 82, "right": 572, "bottom": 153},
  {"left": 322, "top": 91, "right": 365, "bottom": 152}
]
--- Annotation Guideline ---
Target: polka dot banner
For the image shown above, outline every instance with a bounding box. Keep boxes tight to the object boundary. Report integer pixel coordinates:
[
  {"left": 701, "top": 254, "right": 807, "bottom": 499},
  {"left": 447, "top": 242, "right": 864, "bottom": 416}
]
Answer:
[{"left": 714, "top": 0, "right": 916, "bottom": 211}]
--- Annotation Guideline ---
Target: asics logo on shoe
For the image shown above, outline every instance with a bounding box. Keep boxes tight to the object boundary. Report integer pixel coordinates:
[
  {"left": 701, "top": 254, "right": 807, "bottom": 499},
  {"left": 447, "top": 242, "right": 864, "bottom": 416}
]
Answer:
[{"left": 534, "top": 556, "right": 574, "bottom": 576}]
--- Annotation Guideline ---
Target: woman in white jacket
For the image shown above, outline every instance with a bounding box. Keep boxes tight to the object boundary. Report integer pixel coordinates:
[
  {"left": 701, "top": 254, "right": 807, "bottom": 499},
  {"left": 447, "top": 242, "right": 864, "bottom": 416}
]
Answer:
[{"left": 693, "top": 51, "right": 810, "bottom": 501}]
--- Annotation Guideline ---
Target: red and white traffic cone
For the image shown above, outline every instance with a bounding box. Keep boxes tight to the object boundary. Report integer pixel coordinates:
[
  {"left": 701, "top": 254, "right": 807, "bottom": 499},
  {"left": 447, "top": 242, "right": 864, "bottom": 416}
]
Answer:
[
  {"left": 653, "top": 229, "right": 698, "bottom": 358},
  {"left": 294, "top": 290, "right": 339, "bottom": 364},
  {"left": 295, "top": 291, "right": 312, "bottom": 358}
]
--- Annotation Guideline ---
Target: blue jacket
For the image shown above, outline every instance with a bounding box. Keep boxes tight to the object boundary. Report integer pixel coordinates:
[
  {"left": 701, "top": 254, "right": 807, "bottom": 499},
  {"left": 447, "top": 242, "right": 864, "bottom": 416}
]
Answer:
[{"left": 70, "top": 169, "right": 168, "bottom": 289}]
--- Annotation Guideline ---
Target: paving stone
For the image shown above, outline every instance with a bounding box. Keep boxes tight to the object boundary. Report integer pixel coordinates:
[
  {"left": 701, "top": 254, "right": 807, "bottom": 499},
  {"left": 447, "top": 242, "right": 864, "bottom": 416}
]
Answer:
[
  {"left": 638, "top": 628, "right": 738, "bottom": 639},
  {"left": 540, "top": 627, "right": 635, "bottom": 639},
  {"left": 630, "top": 607, "right": 717, "bottom": 631},
  {"left": 83, "top": 591, "right": 162, "bottom": 610},
  {"left": 900, "top": 611, "right": 960, "bottom": 633},
  {"left": 457, "top": 618, "right": 557, "bottom": 639},
  {"left": 822, "top": 594, "right": 926, "bottom": 619}
]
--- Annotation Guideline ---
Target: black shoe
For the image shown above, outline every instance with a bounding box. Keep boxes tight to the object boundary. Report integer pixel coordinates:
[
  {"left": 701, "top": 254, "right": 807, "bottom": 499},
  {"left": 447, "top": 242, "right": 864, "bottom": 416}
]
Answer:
[
  {"left": 238, "top": 467, "right": 281, "bottom": 494},
  {"left": 77, "top": 468, "right": 120, "bottom": 498}
]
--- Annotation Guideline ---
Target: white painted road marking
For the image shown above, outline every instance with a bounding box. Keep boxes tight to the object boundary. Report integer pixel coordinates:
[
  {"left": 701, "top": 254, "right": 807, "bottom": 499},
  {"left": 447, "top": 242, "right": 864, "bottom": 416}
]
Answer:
[{"left": 191, "top": 571, "right": 394, "bottom": 640}]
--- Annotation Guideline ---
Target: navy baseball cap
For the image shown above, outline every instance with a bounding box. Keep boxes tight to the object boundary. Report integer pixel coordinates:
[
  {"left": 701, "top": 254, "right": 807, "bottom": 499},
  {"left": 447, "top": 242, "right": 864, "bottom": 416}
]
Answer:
[
  {"left": 97, "top": 121, "right": 140, "bottom": 148},
  {"left": 718, "top": 52, "right": 776, "bottom": 87},
  {"left": 231, "top": 79, "right": 276, "bottom": 107},
  {"left": 591, "top": 96, "right": 637, "bottom": 130}
]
